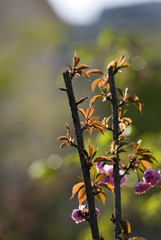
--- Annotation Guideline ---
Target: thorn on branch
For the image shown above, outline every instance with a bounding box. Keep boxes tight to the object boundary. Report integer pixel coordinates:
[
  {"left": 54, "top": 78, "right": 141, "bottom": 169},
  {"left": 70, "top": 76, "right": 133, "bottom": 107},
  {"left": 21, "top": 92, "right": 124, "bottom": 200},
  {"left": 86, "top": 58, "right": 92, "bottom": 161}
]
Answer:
[
  {"left": 59, "top": 88, "right": 67, "bottom": 92},
  {"left": 111, "top": 214, "right": 115, "bottom": 224},
  {"left": 76, "top": 96, "right": 89, "bottom": 106}
]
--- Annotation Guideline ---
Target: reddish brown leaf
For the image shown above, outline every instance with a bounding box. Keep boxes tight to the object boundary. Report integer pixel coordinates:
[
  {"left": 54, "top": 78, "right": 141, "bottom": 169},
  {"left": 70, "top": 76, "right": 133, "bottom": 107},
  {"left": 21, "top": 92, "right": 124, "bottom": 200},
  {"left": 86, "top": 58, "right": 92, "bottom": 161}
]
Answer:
[
  {"left": 94, "top": 156, "right": 113, "bottom": 163},
  {"left": 60, "top": 142, "right": 68, "bottom": 149},
  {"left": 117, "top": 88, "right": 124, "bottom": 97},
  {"left": 90, "top": 95, "right": 102, "bottom": 105},
  {"left": 78, "top": 108, "right": 86, "bottom": 118},
  {"left": 130, "top": 237, "right": 146, "bottom": 240},
  {"left": 91, "top": 121, "right": 103, "bottom": 127},
  {"left": 96, "top": 173, "right": 109, "bottom": 182},
  {"left": 93, "top": 166, "right": 97, "bottom": 178},
  {"left": 137, "top": 148, "right": 150, "bottom": 154},
  {"left": 95, "top": 190, "right": 106, "bottom": 204},
  {"left": 140, "top": 160, "right": 152, "bottom": 170},
  {"left": 70, "top": 182, "right": 85, "bottom": 200},
  {"left": 87, "top": 69, "right": 103, "bottom": 75},
  {"left": 90, "top": 116, "right": 99, "bottom": 122},
  {"left": 80, "top": 70, "right": 89, "bottom": 79},
  {"left": 77, "top": 64, "right": 89, "bottom": 70},
  {"left": 73, "top": 51, "right": 80, "bottom": 67},
  {"left": 89, "top": 144, "right": 94, "bottom": 156},
  {"left": 87, "top": 126, "right": 93, "bottom": 135},
  {"left": 86, "top": 107, "right": 94, "bottom": 119},
  {"left": 57, "top": 136, "right": 69, "bottom": 142},
  {"left": 99, "top": 182, "right": 114, "bottom": 194},
  {"left": 66, "top": 122, "right": 71, "bottom": 135},
  {"left": 91, "top": 78, "right": 102, "bottom": 92},
  {"left": 118, "top": 55, "right": 126, "bottom": 66},
  {"left": 78, "top": 186, "right": 86, "bottom": 205},
  {"left": 94, "top": 125, "right": 104, "bottom": 135},
  {"left": 131, "top": 140, "right": 142, "bottom": 149}
]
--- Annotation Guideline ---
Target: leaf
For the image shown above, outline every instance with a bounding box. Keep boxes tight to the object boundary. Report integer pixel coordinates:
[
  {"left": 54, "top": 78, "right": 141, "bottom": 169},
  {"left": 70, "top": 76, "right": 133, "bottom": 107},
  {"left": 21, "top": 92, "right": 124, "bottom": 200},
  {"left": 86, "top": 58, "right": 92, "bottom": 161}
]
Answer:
[
  {"left": 136, "top": 148, "right": 150, "bottom": 154},
  {"left": 87, "top": 69, "right": 103, "bottom": 75},
  {"left": 91, "top": 78, "right": 102, "bottom": 92},
  {"left": 139, "top": 153, "right": 157, "bottom": 162},
  {"left": 86, "top": 107, "right": 94, "bottom": 119},
  {"left": 89, "top": 144, "right": 94, "bottom": 156},
  {"left": 70, "top": 182, "right": 85, "bottom": 199},
  {"left": 121, "top": 219, "right": 131, "bottom": 236},
  {"left": 73, "top": 50, "right": 80, "bottom": 67},
  {"left": 94, "top": 156, "right": 113, "bottom": 163},
  {"left": 122, "top": 117, "right": 132, "bottom": 125},
  {"left": 93, "top": 167, "right": 97, "bottom": 178},
  {"left": 77, "top": 64, "right": 89, "bottom": 70},
  {"left": 117, "top": 88, "right": 124, "bottom": 97},
  {"left": 140, "top": 160, "right": 152, "bottom": 170},
  {"left": 78, "top": 186, "right": 86, "bottom": 205},
  {"left": 90, "top": 95, "right": 102, "bottom": 105},
  {"left": 90, "top": 116, "right": 99, "bottom": 122},
  {"left": 131, "top": 140, "right": 142, "bottom": 149},
  {"left": 57, "top": 136, "right": 69, "bottom": 142},
  {"left": 60, "top": 142, "right": 68, "bottom": 148},
  {"left": 87, "top": 126, "right": 93, "bottom": 135},
  {"left": 118, "top": 55, "right": 126, "bottom": 66},
  {"left": 111, "top": 140, "right": 117, "bottom": 152},
  {"left": 130, "top": 238, "right": 146, "bottom": 240},
  {"left": 94, "top": 125, "right": 104, "bottom": 135},
  {"left": 91, "top": 120, "right": 102, "bottom": 126},
  {"left": 79, "top": 70, "right": 89, "bottom": 79},
  {"left": 95, "top": 189, "right": 106, "bottom": 204},
  {"left": 81, "top": 148, "right": 89, "bottom": 159},
  {"left": 77, "top": 96, "right": 88, "bottom": 105},
  {"left": 78, "top": 108, "right": 86, "bottom": 118},
  {"left": 99, "top": 182, "right": 114, "bottom": 194},
  {"left": 66, "top": 122, "right": 71, "bottom": 135},
  {"left": 96, "top": 173, "right": 109, "bottom": 182}
]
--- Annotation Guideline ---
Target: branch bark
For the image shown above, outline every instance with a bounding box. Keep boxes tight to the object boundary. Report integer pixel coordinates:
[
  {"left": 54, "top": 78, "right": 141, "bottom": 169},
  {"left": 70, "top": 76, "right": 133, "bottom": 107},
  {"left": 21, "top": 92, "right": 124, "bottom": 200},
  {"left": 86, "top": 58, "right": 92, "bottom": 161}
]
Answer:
[
  {"left": 108, "top": 66, "right": 122, "bottom": 239},
  {"left": 63, "top": 70, "right": 100, "bottom": 240}
]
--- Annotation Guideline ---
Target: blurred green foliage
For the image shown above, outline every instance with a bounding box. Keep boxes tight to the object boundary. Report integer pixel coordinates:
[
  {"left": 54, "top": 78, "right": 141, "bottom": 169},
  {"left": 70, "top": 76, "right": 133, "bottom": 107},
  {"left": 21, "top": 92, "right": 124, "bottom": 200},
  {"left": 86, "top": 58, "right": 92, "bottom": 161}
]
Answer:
[{"left": 1, "top": 2, "right": 161, "bottom": 240}]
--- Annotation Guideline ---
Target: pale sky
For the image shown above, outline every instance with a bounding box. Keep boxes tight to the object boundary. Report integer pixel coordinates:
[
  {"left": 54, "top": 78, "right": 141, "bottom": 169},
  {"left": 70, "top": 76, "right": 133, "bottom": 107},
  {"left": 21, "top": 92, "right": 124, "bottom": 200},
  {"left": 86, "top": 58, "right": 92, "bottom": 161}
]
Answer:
[{"left": 47, "top": 0, "right": 161, "bottom": 25}]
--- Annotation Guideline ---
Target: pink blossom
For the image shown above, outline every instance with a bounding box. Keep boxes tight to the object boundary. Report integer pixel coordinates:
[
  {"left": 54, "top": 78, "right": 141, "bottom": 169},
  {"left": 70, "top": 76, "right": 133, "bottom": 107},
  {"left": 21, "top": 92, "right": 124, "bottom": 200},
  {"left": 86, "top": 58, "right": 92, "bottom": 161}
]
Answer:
[
  {"left": 71, "top": 204, "right": 99, "bottom": 223},
  {"left": 134, "top": 181, "right": 152, "bottom": 194},
  {"left": 100, "top": 164, "right": 127, "bottom": 186},
  {"left": 71, "top": 209, "right": 85, "bottom": 223},
  {"left": 96, "top": 161, "right": 106, "bottom": 173},
  {"left": 143, "top": 168, "right": 161, "bottom": 186}
]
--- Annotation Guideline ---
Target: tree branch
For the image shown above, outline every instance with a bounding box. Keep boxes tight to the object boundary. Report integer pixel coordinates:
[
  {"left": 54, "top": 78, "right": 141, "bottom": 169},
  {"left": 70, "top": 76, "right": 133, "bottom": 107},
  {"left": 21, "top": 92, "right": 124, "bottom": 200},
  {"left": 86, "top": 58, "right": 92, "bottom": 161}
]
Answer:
[
  {"left": 108, "top": 66, "right": 122, "bottom": 240},
  {"left": 63, "top": 70, "right": 100, "bottom": 240}
]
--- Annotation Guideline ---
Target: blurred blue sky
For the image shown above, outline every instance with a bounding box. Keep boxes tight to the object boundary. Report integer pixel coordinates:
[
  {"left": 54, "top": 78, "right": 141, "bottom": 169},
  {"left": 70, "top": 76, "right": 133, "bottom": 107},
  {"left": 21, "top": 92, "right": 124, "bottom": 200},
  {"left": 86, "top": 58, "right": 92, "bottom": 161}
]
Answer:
[{"left": 47, "top": 0, "right": 160, "bottom": 25}]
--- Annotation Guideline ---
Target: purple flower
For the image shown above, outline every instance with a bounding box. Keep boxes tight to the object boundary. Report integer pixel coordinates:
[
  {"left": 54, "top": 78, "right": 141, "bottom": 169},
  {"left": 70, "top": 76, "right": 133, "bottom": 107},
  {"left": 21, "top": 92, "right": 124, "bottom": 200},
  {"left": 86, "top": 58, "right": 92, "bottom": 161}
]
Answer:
[
  {"left": 96, "top": 161, "right": 106, "bottom": 173},
  {"left": 101, "top": 164, "right": 127, "bottom": 186},
  {"left": 134, "top": 181, "right": 152, "bottom": 194},
  {"left": 71, "top": 204, "right": 99, "bottom": 223},
  {"left": 143, "top": 168, "right": 161, "bottom": 186},
  {"left": 95, "top": 207, "right": 100, "bottom": 218},
  {"left": 71, "top": 209, "right": 85, "bottom": 223}
]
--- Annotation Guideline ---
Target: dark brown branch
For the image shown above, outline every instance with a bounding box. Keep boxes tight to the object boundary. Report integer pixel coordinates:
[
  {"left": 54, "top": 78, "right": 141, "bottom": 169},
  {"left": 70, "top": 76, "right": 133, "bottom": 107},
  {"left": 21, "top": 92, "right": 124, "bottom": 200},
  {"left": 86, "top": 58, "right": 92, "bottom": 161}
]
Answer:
[
  {"left": 63, "top": 70, "right": 100, "bottom": 240},
  {"left": 108, "top": 66, "right": 122, "bottom": 240}
]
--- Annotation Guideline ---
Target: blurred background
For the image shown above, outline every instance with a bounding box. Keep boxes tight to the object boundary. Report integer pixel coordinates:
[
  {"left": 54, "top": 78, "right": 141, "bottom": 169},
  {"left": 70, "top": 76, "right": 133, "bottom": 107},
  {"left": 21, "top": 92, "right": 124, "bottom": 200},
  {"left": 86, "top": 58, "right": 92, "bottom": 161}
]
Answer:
[{"left": 0, "top": 0, "right": 161, "bottom": 239}]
